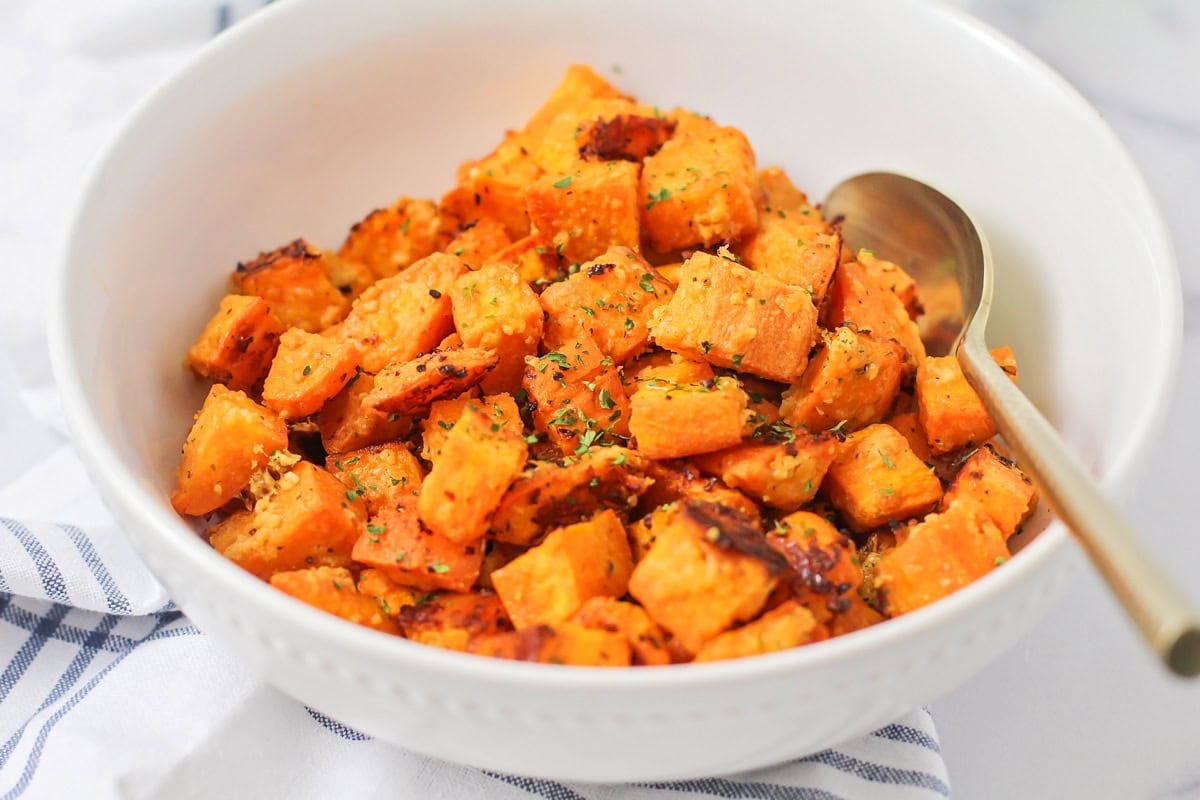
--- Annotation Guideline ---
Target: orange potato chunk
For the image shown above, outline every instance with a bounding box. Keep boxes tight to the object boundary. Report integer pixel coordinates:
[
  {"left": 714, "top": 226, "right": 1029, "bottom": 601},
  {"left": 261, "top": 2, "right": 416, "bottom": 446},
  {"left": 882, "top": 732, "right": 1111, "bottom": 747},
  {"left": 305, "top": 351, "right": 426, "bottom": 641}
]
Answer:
[
  {"left": 261, "top": 328, "right": 361, "bottom": 420},
  {"left": 444, "top": 130, "right": 541, "bottom": 240},
  {"left": 524, "top": 161, "right": 641, "bottom": 265},
  {"left": 356, "top": 568, "right": 422, "bottom": 618},
  {"left": 482, "top": 233, "right": 564, "bottom": 286},
  {"left": 622, "top": 350, "right": 715, "bottom": 398},
  {"left": 580, "top": 113, "right": 676, "bottom": 163},
  {"left": 451, "top": 263, "right": 544, "bottom": 394},
  {"left": 693, "top": 601, "right": 819, "bottom": 662},
  {"left": 692, "top": 435, "right": 838, "bottom": 511},
  {"left": 397, "top": 590, "right": 513, "bottom": 652},
  {"left": 572, "top": 596, "right": 670, "bottom": 666},
  {"left": 472, "top": 623, "right": 632, "bottom": 666},
  {"left": 629, "top": 377, "right": 749, "bottom": 460},
  {"left": 443, "top": 216, "right": 513, "bottom": 269},
  {"left": 824, "top": 259, "right": 926, "bottom": 368},
  {"left": 941, "top": 445, "right": 1037, "bottom": 538},
  {"left": 351, "top": 506, "right": 484, "bottom": 593},
  {"left": 857, "top": 249, "right": 920, "bottom": 320},
  {"left": 756, "top": 166, "right": 824, "bottom": 222},
  {"left": 315, "top": 372, "right": 412, "bottom": 455},
  {"left": 637, "top": 462, "right": 761, "bottom": 524},
  {"left": 522, "top": 64, "right": 627, "bottom": 141},
  {"left": 231, "top": 239, "right": 351, "bottom": 333},
  {"left": 326, "top": 442, "right": 424, "bottom": 516},
  {"left": 737, "top": 214, "right": 840, "bottom": 302},
  {"left": 823, "top": 424, "right": 943, "bottom": 533},
  {"left": 915, "top": 355, "right": 996, "bottom": 455},
  {"left": 185, "top": 294, "right": 284, "bottom": 391},
  {"left": 339, "top": 197, "right": 446, "bottom": 281},
  {"left": 365, "top": 346, "right": 498, "bottom": 416},
  {"left": 523, "top": 330, "right": 631, "bottom": 452},
  {"left": 270, "top": 566, "right": 399, "bottom": 634}
]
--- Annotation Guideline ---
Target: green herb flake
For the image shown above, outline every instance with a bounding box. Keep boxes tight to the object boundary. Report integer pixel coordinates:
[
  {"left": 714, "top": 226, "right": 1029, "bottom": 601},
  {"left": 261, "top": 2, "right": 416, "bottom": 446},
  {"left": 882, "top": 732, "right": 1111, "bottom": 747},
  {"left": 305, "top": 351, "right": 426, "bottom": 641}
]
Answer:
[
  {"left": 644, "top": 187, "right": 671, "bottom": 209},
  {"left": 366, "top": 523, "right": 386, "bottom": 535},
  {"left": 623, "top": 317, "right": 634, "bottom": 331},
  {"left": 731, "top": 353, "right": 744, "bottom": 368},
  {"left": 429, "top": 562, "right": 451, "bottom": 574},
  {"left": 302, "top": 365, "right": 312, "bottom": 376},
  {"left": 553, "top": 175, "right": 573, "bottom": 189},
  {"left": 639, "top": 273, "right": 656, "bottom": 293},
  {"left": 437, "top": 420, "right": 454, "bottom": 430},
  {"left": 598, "top": 389, "right": 615, "bottom": 409},
  {"left": 878, "top": 449, "right": 895, "bottom": 469}
]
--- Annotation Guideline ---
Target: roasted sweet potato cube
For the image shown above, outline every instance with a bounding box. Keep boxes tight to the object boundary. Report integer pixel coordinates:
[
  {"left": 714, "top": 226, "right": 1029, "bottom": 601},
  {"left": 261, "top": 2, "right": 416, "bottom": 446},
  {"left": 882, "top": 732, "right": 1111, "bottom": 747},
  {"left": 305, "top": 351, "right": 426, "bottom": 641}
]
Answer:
[
  {"left": 445, "top": 130, "right": 541, "bottom": 240},
  {"left": 640, "top": 122, "right": 759, "bottom": 252},
  {"left": 472, "top": 623, "right": 632, "bottom": 666},
  {"left": 476, "top": 541, "right": 527, "bottom": 591},
  {"left": 231, "top": 240, "right": 350, "bottom": 333},
  {"left": 539, "top": 247, "right": 673, "bottom": 364},
  {"left": 351, "top": 506, "right": 483, "bottom": 592},
  {"left": 627, "top": 503, "right": 677, "bottom": 563},
  {"left": 316, "top": 372, "right": 412, "bottom": 454},
  {"left": 421, "top": 392, "right": 520, "bottom": 462},
  {"left": 491, "top": 510, "right": 633, "bottom": 629},
  {"left": 629, "top": 376, "right": 749, "bottom": 459},
  {"left": 857, "top": 250, "right": 920, "bottom": 320},
  {"left": 523, "top": 332, "right": 631, "bottom": 453},
  {"left": 739, "top": 375, "right": 784, "bottom": 425},
  {"left": 490, "top": 447, "right": 651, "bottom": 545},
  {"left": 522, "top": 64, "right": 627, "bottom": 141},
  {"left": 693, "top": 601, "right": 819, "bottom": 662},
  {"left": 531, "top": 97, "right": 641, "bottom": 173},
  {"left": 572, "top": 596, "right": 670, "bottom": 666},
  {"left": 365, "top": 347, "right": 498, "bottom": 416},
  {"left": 443, "top": 216, "right": 513, "bottom": 269},
  {"left": 397, "top": 590, "right": 513, "bottom": 652},
  {"left": 737, "top": 215, "right": 840, "bottom": 302},
  {"left": 209, "top": 461, "right": 366, "bottom": 578},
  {"left": 261, "top": 328, "right": 362, "bottom": 420},
  {"left": 824, "top": 259, "right": 925, "bottom": 368},
  {"left": 622, "top": 350, "right": 714, "bottom": 398},
  {"left": 693, "top": 435, "right": 838, "bottom": 511},
  {"left": 875, "top": 497, "right": 1009, "bottom": 615},
  {"left": 523, "top": 161, "right": 641, "bottom": 265},
  {"left": 580, "top": 112, "right": 676, "bottom": 163},
  {"left": 186, "top": 294, "right": 284, "bottom": 391},
  {"left": 887, "top": 410, "right": 934, "bottom": 465},
  {"left": 270, "top": 566, "right": 399, "bottom": 634},
  {"left": 822, "top": 424, "right": 943, "bottom": 533},
  {"left": 418, "top": 402, "right": 528, "bottom": 544},
  {"left": 338, "top": 197, "right": 445, "bottom": 281},
  {"left": 628, "top": 501, "right": 785, "bottom": 653},
  {"left": 637, "top": 462, "right": 761, "bottom": 523},
  {"left": 326, "top": 442, "right": 424, "bottom": 515},
  {"left": 335, "top": 252, "right": 466, "bottom": 373},
  {"left": 780, "top": 326, "right": 905, "bottom": 434},
  {"left": 172, "top": 385, "right": 288, "bottom": 515},
  {"left": 941, "top": 445, "right": 1036, "bottom": 538},
  {"left": 650, "top": 252, "right": 819, "bottom": 382},
  {"left": 482, "top": 233, "right": 564, "bottom": 286},
  {"left": 756, "top": 167, "right": 824, "bottom": 222},
  {"left": 451, "top": 264, "right": 544, "bottom": 394},
  {"left": 356, "top": 568, "right": 422, "bottom": 618},
  {"left": 915, "top": 355, "right": 996, "bottom": 455},
  {"left": 991, "top": 345, "right": 1019, "bottom": 383}
]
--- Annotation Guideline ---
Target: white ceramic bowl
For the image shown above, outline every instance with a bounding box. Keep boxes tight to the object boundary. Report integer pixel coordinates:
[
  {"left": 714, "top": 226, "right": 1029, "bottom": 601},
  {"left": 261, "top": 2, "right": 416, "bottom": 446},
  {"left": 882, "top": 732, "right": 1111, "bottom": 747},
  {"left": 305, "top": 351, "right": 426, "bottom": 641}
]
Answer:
[{"left": 50, "top": 0, "right": 1180, "bottom": 782}]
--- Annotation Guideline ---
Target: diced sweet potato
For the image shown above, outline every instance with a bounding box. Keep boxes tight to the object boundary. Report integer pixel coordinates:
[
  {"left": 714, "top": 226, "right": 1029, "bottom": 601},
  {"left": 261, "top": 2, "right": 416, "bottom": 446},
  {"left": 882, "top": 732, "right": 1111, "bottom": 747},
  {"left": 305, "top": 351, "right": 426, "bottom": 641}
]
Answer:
[
  {"left": 472, "top": 623, "right": 631, "bottom": 666},
  {"left": 316, "top": 372, "right": 412, "bottom": 455},
  {"left": 991, "top": 345, "right": 1019, "bottom": 383},
  {"left": 572, "top": 596, "right": 670, "bottom": 666},
  {"left": 915, "top": 355, "right": 995, "bottom": 455},
  {"left": 524, "top": 161, "right": 641, "bottom": 265},
  {"left": 365, "top": 346, "right": 498, "bottom": 416},
  {"left": 649, "top": 252, "right": 819, "bottom": 382},
  {"left": 356, "top": 568, "right": 422, "bottom": 618},
  {"left": 444, "top": 130, "right": 541, "bottom": 240},
  {"left": 397, "top": 590, "right": 513, "bottom": 652},
  {"left": 490, "top": 447, "right": 651, "bottom": 545},
  {"left": 693, "top": 601, "right": 819, "bottom": 662},
  {"left": 822, "top": 424, "right": 943, "bottom": 533},
  {"left": 539, "top": 247, "right": 673, "bottom": 364},
  {"left": 418, "top": 402, "right": 528, "bottom": 544},
  {"left": 531, "top": 97, "right": 639, "bottom": 174},
  {"left": 627, "top": 503, "right": 678, "bottom": 563},
  {"left": 261, "top": 328, "right": 362, "bottom": 420},
  {"left": 172, "top": 384, "right": 288, "bottom": 515},
  {"left": 622, "top": 350, "right": 714, "bottom": 397},
  {"left": 443, "top": 216, "right": 513, "bottom": 269},
  {"left": 231, "top": 240, "right": 351, "bottom": 333},
  {"left": 270, "top": 566, "right": 399, "bottom": 634},
  {"left": 209, "top": 461, "right": 365, "bottom": 579},
  {"left": 737, "top": 215, "right": 840, "bottom": 302},
  {"left": 627, "top": 501, "right": 785, "bottom": 653},
  {"left": 523, "top": 331, "right": 631, "bottom": 452},
  {"left": 637, "top": 462, "right": 761, "bottom": 523},
  {"left": 522, "top": 64, "right": 627, "bottom": 141},
  {"left": 482, "top": 233, "right": 564, "bottom": 286},
  {"left": 335, "top": 252, "right": 466, "bottom": 373},
  {"left": 476, "top": 540, "right": 527, "bottom": 591},
  {"left": 421, "top": 392, "right": 521, "bottom": 462},
  {"left": 326, "top": 442, "right": 424, "bottom": 515},
  {"left": 739, "top": 374, "right": 784, "bottom": 425},
  {"left": 941, "top": 445, "right": 1036, "bottom": 538},
  {"left": 628, "top": 376, "right": 749, "bottom": 459},
  {"left": 887, "top": 410, "right": 934, "bottom": 465},
  {"left": 186, "top": 294, "right": 284, "bottom": 391},
  {"left": 351, "top": 506, "right": 484, "bottom": 592},
  {"left": 580, "top": 112, "right": 676, "bottom": 163},
  {"left": 339, "top": 197, "right": 446, "bottom": 280},
  {"left": 780, "top": 326, "right": 905, "bottom": 434},
  {"left": 451, "top": 263, "right": 544, "bottom": 394},
  {"left": 756, "top": 166, "right": 824, "bottom": 222},
  {"left": 640, "top": 121, "right": 759, "bottom": 252},
  {"left": 857, "top": 250, "right": 920, "bottom": 320},
  {"left": 823, "top": 259, "right": 925, "bottom": 368},
  {"left": 692, "top": 435, "right": 838, "bottom": 511},
  {"left": 875, "top": 497, "right": 1009, "bottom": 615}
]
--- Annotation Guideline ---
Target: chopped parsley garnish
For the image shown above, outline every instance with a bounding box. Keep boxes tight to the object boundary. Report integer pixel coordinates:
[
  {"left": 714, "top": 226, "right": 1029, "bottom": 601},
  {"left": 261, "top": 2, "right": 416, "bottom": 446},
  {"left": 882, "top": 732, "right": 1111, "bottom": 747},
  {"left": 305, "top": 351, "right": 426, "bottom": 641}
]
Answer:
[{"left": 553, "top": 175, "right": 573, "bottom": 189}]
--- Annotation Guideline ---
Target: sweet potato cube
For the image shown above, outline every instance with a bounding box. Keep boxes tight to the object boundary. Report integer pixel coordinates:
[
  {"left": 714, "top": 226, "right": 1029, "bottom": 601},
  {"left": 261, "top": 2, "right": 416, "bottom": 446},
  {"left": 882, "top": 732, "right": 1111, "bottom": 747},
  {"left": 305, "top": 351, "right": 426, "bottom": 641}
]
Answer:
[
  {"left": 270, "top": 566, "right": 399, "bottom": 634},
  {"left": 991, "top": 345, "right": 1019, "bottom": 383},
  {"left": 875, "top": 497, "right": 1009, "bottom": 615},
  {"left": 539, "top": 247, "right": 673, "bottom": 364},
  {"left": 443, "top": 216, "right": 512, "bottom": 269},
  {"left": 231, "top": 240, "right": 350, "bottom": 333},
  {"left": 640, "top": 122, "right": 759, "bottom": 252},
  {"left": 335, "top": 252, "right": 466, "bottom": 373},
  {"left": 351, "top": 506, "right": 483, "bottom": 592},
  {"left": 397, "top": 590, "right": 513, "bottom": 652},
  {"left": 523, "top": 332, "right": 631, "bottom": 452},
  {"left": 824, "top": 259, "right": 925, "bottom": 367},
  {"left": 823, "top": 424, "right": 943, "bottom": 533},
  {"left": 522, "top": 64, "right": 627, "bottom": 140},
  {"left": 941, "top": 445, "right": 1037, "bottom": 538},
  {"left": 421, "top": 392, "right": 520, "bottom": 462},
  {"left": 482, "top": 233, "right": 564, "bottom": 286},
  {"left": 172, "top": 385, "right": 287, "bottom": 515},
  {"left": 857, "top": 250, "right": 920, "bottom": 320},
  {"left": 316, "top": 372, "right": 412, "bottom": 455},
  {"left": 451, "top": 264, "right": 544, "bottom": 394},
  {"left": 572, "top": 596, "right": 670, "bottom": 666},
  {"left": 628, "top": 376, "right": 749, "bottom": 459},
  {"left": 627, "top": 503, "right": 678, "bottom": 563},
  {"left": 356, "top": 568, "right": 422, "bottom": 618},
  {"left": 580, "top": 112, "right": 676, "bottom": 164},
  {"left": 209, "top": 461, "right": 365, "bottom": 579},
  {"left": 693, "top": 601, "right": 819, "bottom": 662},
  {"left": 650, "top": 252, "right": 819, "bottom": 382},
  {"left": 472, "top": 623, "right": 632, "bottom": 666},
  {"left": 623, "top": 350, "right": 714, "bottom": 398},
  {"left": 445, "top": 130, "right": 541, "bottom": 240},
  {"left": 186, "top": 294, "right": 284, "bottom": 391},
  {"left": 338, "top": 197, "right": 445, "bottom": 281},
  {"left": 365, "top": 346, "right": 498, "bottom": 416},
  {"left": 524, "top": 161, "right": 641, "bottom": 265},
  {"left": 915, "top": 355, "right": 996, "bottom": 455},
  {"left": 737, "top": 215, "right": 840, "bottom": 302},
  {"left": 326, "top": 442, "right": 424, "bottom": 515},
  {"left": 261, "top": 328, "right": 361, "bottom": 420},
  {"left": 530, "top": 96, "right": 639, "bottom": 174},
  {"left": 887, "top": 410, "right": 934, "bottom": 465},
  {"left": 419, "top": 402, "right": 529, "bottom": 544},
  {"left": 756, "top": 167, "right": 824, "bottom": 222},
  {"left": 780, "top": 326, "right": 905, "bottom": 434},
  {"left": 638, "top": 462, "right": 761, "bottom": 523},
  {"left": 767, "top": 511, "right": 876, "bottom": 632},
  {"left": 693, "top": 435, "right": 838, "bottom": 511},
  {"left": 491, "top": 510, "right": 634, "bottom": 629}
]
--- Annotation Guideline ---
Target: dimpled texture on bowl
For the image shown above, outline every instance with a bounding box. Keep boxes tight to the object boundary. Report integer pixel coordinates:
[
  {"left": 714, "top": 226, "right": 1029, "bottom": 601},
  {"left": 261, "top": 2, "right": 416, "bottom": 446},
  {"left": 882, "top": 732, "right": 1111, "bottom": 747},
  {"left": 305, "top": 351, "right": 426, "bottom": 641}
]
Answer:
[{"left": 50, "top": 0, "right": 1180, "bottom": 781}]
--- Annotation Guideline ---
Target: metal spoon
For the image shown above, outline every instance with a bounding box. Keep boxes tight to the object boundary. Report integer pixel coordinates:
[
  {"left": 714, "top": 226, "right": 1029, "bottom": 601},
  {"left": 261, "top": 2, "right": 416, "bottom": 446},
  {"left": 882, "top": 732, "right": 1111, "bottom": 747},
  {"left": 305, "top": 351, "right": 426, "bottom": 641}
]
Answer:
[{"left": 824, "top": 171, "right": 1200, "bottom": 677}]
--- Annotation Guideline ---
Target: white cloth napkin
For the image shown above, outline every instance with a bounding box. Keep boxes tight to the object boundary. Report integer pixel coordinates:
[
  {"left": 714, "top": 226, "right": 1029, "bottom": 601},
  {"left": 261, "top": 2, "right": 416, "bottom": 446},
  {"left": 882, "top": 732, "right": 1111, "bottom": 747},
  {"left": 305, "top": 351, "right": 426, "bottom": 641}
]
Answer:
[{"left": 0, "top": 2, "right": 952, "bottom": 797}]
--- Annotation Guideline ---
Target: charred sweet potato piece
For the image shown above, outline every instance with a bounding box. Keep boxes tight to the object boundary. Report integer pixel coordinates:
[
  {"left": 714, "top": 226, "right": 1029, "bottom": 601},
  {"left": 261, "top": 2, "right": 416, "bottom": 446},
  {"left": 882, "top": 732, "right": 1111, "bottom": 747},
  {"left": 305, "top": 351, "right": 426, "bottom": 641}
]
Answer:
[
  {"left": 523, "top": 161, "right": 641, "bottom": 265},
  {"left": 472, "top": 623, "right": 632, "bottom": 666},
  {"left": 451, "top": 264, "right": 544, "bottom": 394},
  {"left": 737, "top": 214, "right": 840, "bottom": 302},
  {"left": 531, "top": 97, "right": 640, "bottom": 174},
  {"left": 580, "top": 113, "right": 676, "bottom": 163},
  {"left": 365, "top": 347, "right": 498, "bottom": 416},
  {"left": 261, "top": 328, "right": 362, "bottom": 420},
  {"left": 209, "top": 461, "right": 366, "bottom": 579},
  {"left": 421, "top": 392, "right": 520, "bottom": 462},
  {"left": 186, "top": 294, "right": 284, "bottom": 391},
  {"left": 823, "top": 259, "right": 925, "bottom": 369},
  {"left": 693, "top": 601, "right": 820, "bottom": 662},
  {"left": 756, "top": 167, "right": 824, "bottom": 223},
  {"left": 418, "top": 402, "right": 528, "bottom": 544},
  {"left": 270, "top": 566, "right": 399, "bottom": 634},
  {"left": 649, "top": 252, "right": 819, "bottom": 383},
  {"left": 693, "top": 435, "right": 838, "bottom": 511},
  {"left": 492, "top": 509, "right": 634, "bottom": 629},
  {"left": 482, "top": 233, "right": 564, "bottom": 286},
  {"left": 326, "top": 442, "right": 424, "bottom": 515},
  {"left": 316, "top": 372, "right": 412, "bottom": 455},
  {"left": 622, "top": 349, "right": 714, "bottom": 398},
  {"left": 823, "top": 424, "right": 943, "bottom": 533},
  {"left": 443, "top": 216, "right": 513, "bottom": 269},
  {"left": 231, "top": 240, "right": 351, "bottom": 333},
  {"left": 572, "top": 596, "right": 670, "bottom": 666},
  {"left": 339, "top": 197, "right": 446, "bottom": 280},
  {"left": 172, "top": 385, "right": 288, "bottom": 515},
  {"left": 397, "top": 590, "right": 513, "bottom": 652},
  {"left": 628, "top": 501, "right": 785, "bottom": 653},
  {"left": 628, "top": 376, "right": 749, "bottom": 460},
  {"left": 780, "top": 326, "right": 905, "bottom": 434},
  {"left": 444, "top": 130, "right": 541, "bottom": 240},
  {"left": 941, "top": 445, "right": 1037, "bottom": 538},
  {"left": 523, "top": 331, "right": 631, "bottom": 453},
  {"left": 351, "top": 506, "right": 484, "bottom": 593},
  {"left": 356, "top": 568, "right": 423, "bottom": 618},
  {"left": 915, "top": 355, "right": 996, "bottom": 455},
  {"left": 335, "top": 252, "right": 466, "bottom": 373},
  {"left": 637, "top": 462, "right": 761, "bottom": 523}
]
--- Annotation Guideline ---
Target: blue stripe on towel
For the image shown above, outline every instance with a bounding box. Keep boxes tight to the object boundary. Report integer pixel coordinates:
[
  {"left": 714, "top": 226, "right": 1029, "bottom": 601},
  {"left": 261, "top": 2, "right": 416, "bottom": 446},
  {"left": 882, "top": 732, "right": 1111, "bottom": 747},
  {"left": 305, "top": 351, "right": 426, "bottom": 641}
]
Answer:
[
  {"left": 642, "top": 777, "right": 848, "bottom": 800},
  {"left": 796, "top": 750, "right": 950, "bottom": 796},
  {"left": 60, "top": 525, "right": 132, "bottom": 614},
  {"left": 0, "top": 603, "right": 70, "bottom": 706},
  {"left": 0, "top": 520, "right": 69, "bottom": 604},
  {"left": 872, "top": 723, "right": 942, "bottom": 754},
  {"left": 484, "top": 771, "right": 589, "bottom": 800}
]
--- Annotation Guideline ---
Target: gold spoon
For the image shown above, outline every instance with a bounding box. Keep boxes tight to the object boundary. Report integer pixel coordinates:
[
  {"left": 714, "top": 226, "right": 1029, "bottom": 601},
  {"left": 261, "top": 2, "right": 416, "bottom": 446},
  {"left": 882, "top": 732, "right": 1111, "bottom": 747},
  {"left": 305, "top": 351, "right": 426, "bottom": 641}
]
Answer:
[{"left": 825, "top": 172, "right": 1200, "bottom": 677}]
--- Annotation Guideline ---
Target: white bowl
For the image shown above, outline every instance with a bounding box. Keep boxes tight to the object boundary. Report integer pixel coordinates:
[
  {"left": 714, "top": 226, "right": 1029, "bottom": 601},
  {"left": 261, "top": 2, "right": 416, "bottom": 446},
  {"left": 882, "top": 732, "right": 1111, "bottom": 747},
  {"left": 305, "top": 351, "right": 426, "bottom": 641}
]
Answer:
[{"left": 49, "top": 0, "right": 1180, "bottom": 782}]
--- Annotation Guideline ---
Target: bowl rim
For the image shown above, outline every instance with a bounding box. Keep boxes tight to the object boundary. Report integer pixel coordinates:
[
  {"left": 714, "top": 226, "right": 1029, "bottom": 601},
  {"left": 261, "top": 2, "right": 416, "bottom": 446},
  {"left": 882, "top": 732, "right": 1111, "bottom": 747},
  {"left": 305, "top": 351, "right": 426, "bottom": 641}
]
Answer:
[{"left": 47, "top": 0, "right": 1182, "bottom": 689}]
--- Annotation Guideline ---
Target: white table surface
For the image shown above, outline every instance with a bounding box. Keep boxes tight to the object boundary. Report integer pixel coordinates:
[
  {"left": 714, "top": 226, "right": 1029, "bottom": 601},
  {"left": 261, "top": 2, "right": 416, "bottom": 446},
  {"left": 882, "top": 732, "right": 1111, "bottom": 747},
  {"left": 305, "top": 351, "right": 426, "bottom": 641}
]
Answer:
[{"left": 3, "top": 2, "right": 1198, "bottom": 798}]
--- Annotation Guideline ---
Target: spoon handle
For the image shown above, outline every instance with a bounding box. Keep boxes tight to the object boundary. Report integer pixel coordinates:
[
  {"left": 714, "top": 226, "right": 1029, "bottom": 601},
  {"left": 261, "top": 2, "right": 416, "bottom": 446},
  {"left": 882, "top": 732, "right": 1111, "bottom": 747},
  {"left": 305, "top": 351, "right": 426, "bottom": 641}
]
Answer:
[{"left": 958, "top": 333, "right": 1200, "bottom": 676}]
